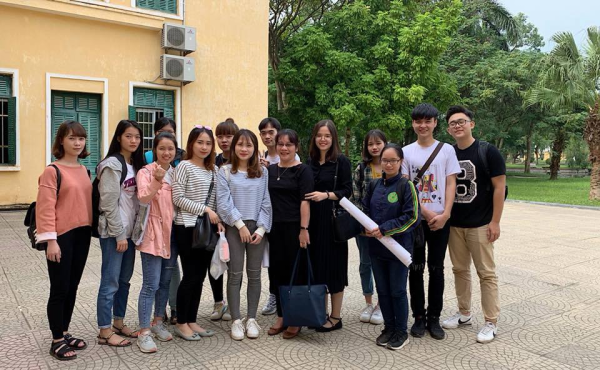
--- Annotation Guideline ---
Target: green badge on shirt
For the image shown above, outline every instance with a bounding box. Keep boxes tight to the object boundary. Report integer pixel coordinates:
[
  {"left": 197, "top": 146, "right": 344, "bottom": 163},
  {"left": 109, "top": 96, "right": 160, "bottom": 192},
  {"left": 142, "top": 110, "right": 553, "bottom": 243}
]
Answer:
[{"left": 387, "top": 192, "right": 398, "bottom": 203}]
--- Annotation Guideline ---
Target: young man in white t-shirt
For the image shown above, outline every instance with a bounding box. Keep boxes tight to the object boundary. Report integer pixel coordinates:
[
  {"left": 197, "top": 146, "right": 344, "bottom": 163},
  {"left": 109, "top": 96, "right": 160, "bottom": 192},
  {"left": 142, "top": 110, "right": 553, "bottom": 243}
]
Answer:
[{"left": 401, "top": 103, "right": 460, "bottom": 340}]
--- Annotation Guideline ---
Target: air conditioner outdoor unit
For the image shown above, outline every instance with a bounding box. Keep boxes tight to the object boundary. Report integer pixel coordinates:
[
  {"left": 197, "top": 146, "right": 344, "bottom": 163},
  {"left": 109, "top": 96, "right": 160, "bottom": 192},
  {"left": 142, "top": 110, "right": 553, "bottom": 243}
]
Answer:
[
  {"left": 160, "top": 55, "right": 195, "bottom": 83},
  {"left": 162, "top": 24, "right": 196, "bottom": 53}
]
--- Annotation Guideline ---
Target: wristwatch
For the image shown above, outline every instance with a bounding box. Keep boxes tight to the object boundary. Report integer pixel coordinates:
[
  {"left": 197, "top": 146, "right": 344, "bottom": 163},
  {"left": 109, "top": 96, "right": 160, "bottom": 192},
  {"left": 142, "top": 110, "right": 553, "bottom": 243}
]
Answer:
[{"left": 300, "top": 226, "right": 309, "bottom": 230}]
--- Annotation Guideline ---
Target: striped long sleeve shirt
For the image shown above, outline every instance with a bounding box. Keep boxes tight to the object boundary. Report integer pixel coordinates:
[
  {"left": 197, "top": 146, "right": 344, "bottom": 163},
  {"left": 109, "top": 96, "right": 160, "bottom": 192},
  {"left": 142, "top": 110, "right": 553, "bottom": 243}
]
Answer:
[
  {"left": 216, "top": 164, "right": 272, "bottom": 236},
  {"left": 172, "top": 161, "right": 217, "bottom": 227}
]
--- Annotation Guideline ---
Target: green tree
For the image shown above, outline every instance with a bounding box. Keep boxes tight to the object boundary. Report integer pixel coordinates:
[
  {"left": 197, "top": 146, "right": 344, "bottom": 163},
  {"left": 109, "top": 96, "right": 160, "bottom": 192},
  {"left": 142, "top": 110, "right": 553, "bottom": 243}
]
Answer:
[
  {"left": 276, "top": 0, "right": 462, "bottom": 157},
  {"left": 527, "top": 27, "right": 600, "bottom": 197}
]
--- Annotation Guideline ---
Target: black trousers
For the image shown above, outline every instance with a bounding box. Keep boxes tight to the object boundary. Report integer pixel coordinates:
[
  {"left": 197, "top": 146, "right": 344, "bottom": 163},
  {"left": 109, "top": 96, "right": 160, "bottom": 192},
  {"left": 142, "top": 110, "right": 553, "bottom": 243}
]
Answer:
[
  {"left": 409, "top": 220, "right": 450, "bottom": 319},
  {"left": 269, "top": 222, "right": 306, "bottom": 317},
  {"left": 46, "top": 226, "right": 91, "bottom": 339},
  {"left": 174, "top": 225, "right": 212, "bottom": 324}
]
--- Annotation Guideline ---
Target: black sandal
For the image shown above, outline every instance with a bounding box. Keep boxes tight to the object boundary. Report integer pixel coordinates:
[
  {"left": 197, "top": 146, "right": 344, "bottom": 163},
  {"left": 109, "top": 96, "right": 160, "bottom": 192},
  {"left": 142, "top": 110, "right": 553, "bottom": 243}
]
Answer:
[
  {"left": 49, "top": 339, "right": 77, "bottom": 361},
  {"left": 112, "top": 324, "right": 138, "bottom": 338},
  {"left": 64, "top": 333, "right": 87, "bottom": 350},
  {"left": 316, "top": 316, "right": 343, "bottom": 332},
  {"left": 97, "top": 332, "right": 132, "bottom": 347}
]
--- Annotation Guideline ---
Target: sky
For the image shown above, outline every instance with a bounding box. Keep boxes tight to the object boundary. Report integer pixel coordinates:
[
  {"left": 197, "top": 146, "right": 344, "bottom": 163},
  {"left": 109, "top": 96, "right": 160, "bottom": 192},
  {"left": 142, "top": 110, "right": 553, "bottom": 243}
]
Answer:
[{"left": 499, "top": 0, "right": 600, "bottom": 52}]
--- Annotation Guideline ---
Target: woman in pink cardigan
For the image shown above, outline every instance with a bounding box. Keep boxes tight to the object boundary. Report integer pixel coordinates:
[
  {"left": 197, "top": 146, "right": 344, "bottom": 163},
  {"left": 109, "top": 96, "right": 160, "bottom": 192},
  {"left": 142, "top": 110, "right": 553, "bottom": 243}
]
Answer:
[{"left": 135, "top": 132, "right": 178, "bottom": 353}]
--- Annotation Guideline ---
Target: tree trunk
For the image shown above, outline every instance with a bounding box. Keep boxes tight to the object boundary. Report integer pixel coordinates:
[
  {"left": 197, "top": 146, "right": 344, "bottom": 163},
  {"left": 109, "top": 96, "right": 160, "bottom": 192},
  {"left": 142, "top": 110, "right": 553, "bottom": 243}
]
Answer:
[
  {"left": 549, "top": 127, "right": 566, "bottom": 180},
  {"left": 345, "top": 126, "right": 351, "bottom": 157},
  {"left": 524, "top": 123, "right": 533, "bottom": 174},
  {"left": 584, "top": 100, "right": 600, "bottom": 199}
]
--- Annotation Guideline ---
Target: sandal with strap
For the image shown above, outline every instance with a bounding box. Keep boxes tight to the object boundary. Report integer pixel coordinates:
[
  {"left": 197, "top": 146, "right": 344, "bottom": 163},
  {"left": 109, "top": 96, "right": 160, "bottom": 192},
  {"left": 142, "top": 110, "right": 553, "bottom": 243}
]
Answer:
[
  {"left": 112, "top": 324, "right": 138, "bottom": 338},
  {"left": 64, "top": 333, "right": 87, "bottom": 350},
  {"left": 316, "top": 316, "right": 343, "bottom": 332},
  {"left": 97, "top": 332, "right": 132, "bottom": 347},
  {"left": 49, "top": 339, "right": 77, "bottom": 361}
]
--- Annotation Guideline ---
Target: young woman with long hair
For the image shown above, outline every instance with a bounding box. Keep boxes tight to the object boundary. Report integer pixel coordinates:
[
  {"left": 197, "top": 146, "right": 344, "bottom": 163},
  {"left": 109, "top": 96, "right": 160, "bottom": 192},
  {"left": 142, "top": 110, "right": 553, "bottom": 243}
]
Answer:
[
  {"left": 171, "top": 126, "right": 222, "bottom": 340},
  {"left": 352, "top": 129, "right": 387, "bottom": 325},
  {"left": 37, "top": 120, "right": 92, "bottom": 360},
  {"left": 135, "top": 132, "right": 178, "bottom": 353},
  {"left": 96, "top": 120, "right": 145, "bottom": 347},
  {"left": 305, "top": 120, "right": 353, "bottom": 332},
  {"left": 217, "top": 129, "right": 272, "bottom": 341}
]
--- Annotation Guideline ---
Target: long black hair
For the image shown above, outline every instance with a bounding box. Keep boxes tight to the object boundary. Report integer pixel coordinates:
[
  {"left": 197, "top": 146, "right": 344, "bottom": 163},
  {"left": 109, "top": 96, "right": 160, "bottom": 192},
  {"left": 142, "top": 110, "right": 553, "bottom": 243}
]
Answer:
[
  {"left": 106, "top": 120, "right": 145, "bottom": 172},
  {"left": 361, "top": 129, "right": 387, "bottom": 164}
]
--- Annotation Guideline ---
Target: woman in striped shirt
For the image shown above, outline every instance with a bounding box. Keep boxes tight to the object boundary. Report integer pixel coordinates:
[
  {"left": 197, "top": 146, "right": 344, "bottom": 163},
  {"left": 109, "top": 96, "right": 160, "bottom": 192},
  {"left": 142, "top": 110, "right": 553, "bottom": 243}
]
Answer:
[
  {"left": 217, "top": 129, "right": 272, "bottom": 341},
  {"left": 172, "top": 126, "right": 223, "bottom": 341}
]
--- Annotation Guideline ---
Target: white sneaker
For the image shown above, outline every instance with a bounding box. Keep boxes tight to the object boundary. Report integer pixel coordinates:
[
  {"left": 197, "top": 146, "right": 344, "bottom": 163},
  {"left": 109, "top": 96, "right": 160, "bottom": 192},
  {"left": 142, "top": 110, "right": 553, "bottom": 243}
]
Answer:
[
  {"left": 261, "top": 294, "right": 277, "bottom": 315},
  {"left": 360, "top": 304, "right": 374, "bottom": 323},
  {"left": 231, "top": 319, "right": 245, "bottom": 341},
  {"left": 477, "top": 322, "right": 497, "bottom": 343},
  {"left": 137, "top": 332, "right": 157, "bottom": 353},
  {"left": 150, "top": 321, "right": 173, "bottom": 341},
  {"left": 210, "top": 302, "right": 227, "bottom": 321},
  {"left": 370, "top": 305, "right": 383, "bottom": 325},
  {"left": 222, "top": 305, "right": 232, "bottom": 321},
  {"left": 246, "top": 318, "right": 261, "bottom": 339},
  {"left": 442, "top": 312, "right": 473, "bottom": 329}
]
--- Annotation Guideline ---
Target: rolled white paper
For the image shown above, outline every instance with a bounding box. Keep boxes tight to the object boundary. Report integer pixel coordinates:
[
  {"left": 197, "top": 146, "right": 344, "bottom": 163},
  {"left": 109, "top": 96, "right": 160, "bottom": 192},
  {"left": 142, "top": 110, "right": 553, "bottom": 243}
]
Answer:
[{"left": 339, "top": 197, "right": 413, "bottom": 267}]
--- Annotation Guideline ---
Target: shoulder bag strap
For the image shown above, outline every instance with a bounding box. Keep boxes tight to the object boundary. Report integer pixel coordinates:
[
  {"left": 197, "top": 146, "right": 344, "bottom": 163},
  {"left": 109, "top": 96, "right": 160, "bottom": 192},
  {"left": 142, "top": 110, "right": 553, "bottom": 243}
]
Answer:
[
  {"left": 413, "top": 141, "right": 444, "bottom": 186},
  {"left": 204, "top": 172, "right": 215, "bottom": 206},
  {"left": 49, "top": 164, "right": 61, "bottom": 197}
]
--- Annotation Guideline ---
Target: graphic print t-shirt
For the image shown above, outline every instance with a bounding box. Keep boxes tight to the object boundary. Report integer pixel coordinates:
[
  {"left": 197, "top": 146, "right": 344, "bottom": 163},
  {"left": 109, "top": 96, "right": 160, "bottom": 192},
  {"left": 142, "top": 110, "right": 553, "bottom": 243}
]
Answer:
[
  {"left": 450, "top": 140, "right": 505, "bottom": 228},
  {"left": 119, "top": 163, "right": 139, "bottom": 238},
  {"left": 401, "top": 141, "right": 461, "bottom": 214}
]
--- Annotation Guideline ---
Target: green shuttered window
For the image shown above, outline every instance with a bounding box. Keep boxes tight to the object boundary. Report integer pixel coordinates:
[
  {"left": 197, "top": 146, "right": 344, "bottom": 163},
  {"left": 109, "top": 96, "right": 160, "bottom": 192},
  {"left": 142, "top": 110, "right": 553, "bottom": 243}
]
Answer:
[
  {"left": 51, "top": 91, "right": 101, "bottom": 176},
  {"left": 131, "top": 88, "right": 175, "bottom": 152},
  {"left": 0, "top": 75, "right": 16, "bottom": 165},
  {"left": 136, "top": 0, "right": 177, "bottom": 14}
]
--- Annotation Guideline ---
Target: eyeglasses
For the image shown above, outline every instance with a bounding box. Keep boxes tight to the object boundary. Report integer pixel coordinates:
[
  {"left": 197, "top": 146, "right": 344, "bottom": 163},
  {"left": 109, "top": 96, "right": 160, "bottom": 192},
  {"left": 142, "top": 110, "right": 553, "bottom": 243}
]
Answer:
[
  {"left": 382, "top": 159, "right": 401, "bottom": 165},
  {"left": 448, "top": 119, "right": 471, "bottom": 127},
  {"left": 195, "top": 125, "right": 212, "bottom": 131}
]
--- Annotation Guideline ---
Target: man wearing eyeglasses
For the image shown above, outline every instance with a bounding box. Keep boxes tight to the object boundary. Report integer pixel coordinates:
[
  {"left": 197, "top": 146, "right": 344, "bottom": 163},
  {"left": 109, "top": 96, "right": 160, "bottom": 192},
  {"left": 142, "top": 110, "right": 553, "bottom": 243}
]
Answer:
[
  {"left": 442, "top": 105, "right": 505, "bottom": 344},
  {"left": 401, "top": 103, "right": 461, "bottom": 341}
]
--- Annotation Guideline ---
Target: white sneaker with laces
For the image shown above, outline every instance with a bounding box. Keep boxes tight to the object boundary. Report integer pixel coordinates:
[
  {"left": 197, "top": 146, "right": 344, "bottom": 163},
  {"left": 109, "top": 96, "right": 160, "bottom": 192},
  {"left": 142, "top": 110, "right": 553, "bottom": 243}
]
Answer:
[
  {"left": 360, "top": 304, "right": 374, "bottom": 323},
  {"left": 137, "top": 332, "right": 158, "bottom": 353},
  {"left": 210, "top": 302, "right": 227, "bottom": 321},
  {"left": 442, "top": 312, "right": 473, "bottom": 329},
  {"left": 231, "top": 319, "right": 245, "bottom": 341},
  {"left": 261, "top": 294, "right": 277, "bottom": 315},
  {"left": 477, "top": 322, "right": 497, "bottom": 343},
  {"left": 150, "top": 321, "right": 173, "bottom": 341},
  {"left": 246, "top": 318, "right": 261, "bottom": 339},
  {"left": 370, "top": 305, "right": 383, "bottom": 325}
]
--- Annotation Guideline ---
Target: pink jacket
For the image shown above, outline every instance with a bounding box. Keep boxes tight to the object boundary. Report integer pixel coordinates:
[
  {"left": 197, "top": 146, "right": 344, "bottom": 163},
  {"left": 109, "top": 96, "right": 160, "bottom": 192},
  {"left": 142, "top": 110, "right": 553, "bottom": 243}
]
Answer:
[{"left": 136, "top": 163, "right": 174, "bottom": 258}]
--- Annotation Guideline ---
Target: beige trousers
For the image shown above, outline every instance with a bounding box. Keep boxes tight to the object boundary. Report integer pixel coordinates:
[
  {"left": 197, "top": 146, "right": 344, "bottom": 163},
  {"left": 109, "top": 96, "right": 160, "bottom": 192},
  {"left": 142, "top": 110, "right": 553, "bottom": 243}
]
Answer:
[{"left": 448, "top": 225, "right": 499, "bottom": 323}]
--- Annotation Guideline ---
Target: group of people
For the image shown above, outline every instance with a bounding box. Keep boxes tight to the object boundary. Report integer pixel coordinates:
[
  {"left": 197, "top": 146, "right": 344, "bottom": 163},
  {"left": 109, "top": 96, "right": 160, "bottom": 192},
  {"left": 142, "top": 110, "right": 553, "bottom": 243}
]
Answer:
[{"left": 36, "top": 102, "right": 505, "bottom": 361}]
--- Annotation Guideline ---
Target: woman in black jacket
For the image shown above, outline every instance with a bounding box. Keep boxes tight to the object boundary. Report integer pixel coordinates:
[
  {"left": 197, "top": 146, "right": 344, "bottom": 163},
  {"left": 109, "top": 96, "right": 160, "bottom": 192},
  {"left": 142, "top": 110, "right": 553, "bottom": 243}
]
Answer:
[{"left": 362, "top": 143, "right": 420, "bottom": 351}]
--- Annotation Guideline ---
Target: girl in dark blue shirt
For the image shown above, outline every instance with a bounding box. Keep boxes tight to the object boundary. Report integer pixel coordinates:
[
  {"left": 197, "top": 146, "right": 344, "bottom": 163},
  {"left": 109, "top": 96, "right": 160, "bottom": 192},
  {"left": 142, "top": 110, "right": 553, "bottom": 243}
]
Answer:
[{"left": 362, "top": 143, "right": 420, "bottom": 351}]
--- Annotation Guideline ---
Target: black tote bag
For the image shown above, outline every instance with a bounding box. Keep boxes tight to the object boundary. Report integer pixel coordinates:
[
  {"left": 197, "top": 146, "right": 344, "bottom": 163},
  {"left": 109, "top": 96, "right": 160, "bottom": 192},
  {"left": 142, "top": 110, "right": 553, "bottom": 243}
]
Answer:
[{"left": 279, "top": 248, "right": 328, "bottom": 328}]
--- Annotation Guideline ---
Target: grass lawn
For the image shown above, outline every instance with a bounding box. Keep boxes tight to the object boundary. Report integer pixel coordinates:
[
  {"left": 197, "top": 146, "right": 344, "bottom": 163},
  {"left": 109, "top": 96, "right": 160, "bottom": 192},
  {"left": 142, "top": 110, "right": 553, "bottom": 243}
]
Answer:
[{"left": 506, "top": 175, "right": 600, "bottom": 207}]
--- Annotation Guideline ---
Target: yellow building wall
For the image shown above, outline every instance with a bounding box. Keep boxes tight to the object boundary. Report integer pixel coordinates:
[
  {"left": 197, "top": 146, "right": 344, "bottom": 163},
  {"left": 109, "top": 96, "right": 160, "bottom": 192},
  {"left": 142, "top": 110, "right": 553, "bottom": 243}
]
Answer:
[{"left": 0, "top": 0, "right": 268, "bottom": 206}]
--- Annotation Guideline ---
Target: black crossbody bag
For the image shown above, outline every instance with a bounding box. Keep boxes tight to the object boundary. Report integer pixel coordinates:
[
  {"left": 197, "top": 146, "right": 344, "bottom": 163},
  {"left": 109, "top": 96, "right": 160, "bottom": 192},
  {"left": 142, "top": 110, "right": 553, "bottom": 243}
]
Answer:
[
  {"left": 331, "top": 159, "right": 362, "bottom": 243},
  {"left": 192, "top": 173, "right": 218, "bottom": 251}
]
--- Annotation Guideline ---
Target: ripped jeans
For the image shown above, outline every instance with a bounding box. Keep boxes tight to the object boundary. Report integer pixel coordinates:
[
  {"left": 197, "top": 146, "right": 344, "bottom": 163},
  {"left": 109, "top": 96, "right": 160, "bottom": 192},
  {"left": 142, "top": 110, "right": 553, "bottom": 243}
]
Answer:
[
  {"left": 226, "top": 221, "right": 267, "bottom": 321},
  {"left": 409, "top": 220, "right": 450, "bottom": 319}
]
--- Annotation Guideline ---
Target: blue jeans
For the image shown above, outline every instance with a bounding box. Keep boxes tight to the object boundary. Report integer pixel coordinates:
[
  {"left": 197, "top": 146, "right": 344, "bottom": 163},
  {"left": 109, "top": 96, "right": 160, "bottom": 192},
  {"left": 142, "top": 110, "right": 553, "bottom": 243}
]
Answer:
[
  {"left": 138, "top": 252, "right": 172, "bottom": 328},
  {"left": 97, "top": 237, "right": 136, "bottom": 329},
  {"left": 371, "top": 245, "right": 409, "bottom": 333},
  {"left": 356, "top": 235, "right": 374, "bottom": 296},
  {"left": 167, "top": 230, "right": 180, "bottom": 312}
]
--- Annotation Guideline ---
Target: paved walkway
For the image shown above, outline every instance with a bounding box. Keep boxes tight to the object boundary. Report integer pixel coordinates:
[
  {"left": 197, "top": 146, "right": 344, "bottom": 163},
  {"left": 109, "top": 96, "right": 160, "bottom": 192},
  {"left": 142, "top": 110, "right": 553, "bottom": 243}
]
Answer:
[{"left": 1, "top": 203, "right": 599, "bottom": 369}]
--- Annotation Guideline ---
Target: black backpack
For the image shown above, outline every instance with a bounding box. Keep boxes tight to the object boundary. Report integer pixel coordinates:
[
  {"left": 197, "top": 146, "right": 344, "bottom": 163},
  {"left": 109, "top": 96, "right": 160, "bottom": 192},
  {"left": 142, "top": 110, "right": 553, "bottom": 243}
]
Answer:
[
  {"left": 24, "top": 165, "right": 61, "bottom": 251},
  {"left": 368, "top": 176, "right": 424, "bottom": 247},
  {"left": 91, "top": 154, "right": 128, "bottom": 238}
]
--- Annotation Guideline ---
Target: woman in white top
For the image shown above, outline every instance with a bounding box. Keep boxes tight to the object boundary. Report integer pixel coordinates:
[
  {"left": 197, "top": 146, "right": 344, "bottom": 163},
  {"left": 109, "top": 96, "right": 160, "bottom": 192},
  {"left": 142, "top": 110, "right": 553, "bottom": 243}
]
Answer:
[{"left": 217, "top": 129, "right": 272, "bottom": 341}]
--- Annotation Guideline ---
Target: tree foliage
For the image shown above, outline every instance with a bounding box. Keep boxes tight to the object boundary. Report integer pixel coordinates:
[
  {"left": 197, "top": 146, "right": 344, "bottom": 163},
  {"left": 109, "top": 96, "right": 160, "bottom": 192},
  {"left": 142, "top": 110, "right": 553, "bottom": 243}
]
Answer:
[{"left": 275, "top": 0, "right": 462, "bottom": 154}]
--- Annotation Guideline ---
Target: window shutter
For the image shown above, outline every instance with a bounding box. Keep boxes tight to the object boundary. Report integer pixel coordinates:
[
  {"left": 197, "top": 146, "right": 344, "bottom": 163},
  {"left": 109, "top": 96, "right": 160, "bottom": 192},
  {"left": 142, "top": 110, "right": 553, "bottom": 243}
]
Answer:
[
  {"left": 129, "top": 105, "right": 137, "bottom": 120},
  {"left": 163, "top": 107, "right": 174, "bottom": 119},
  {"left": 137, "top": 0, "right": 176, "bottom": 14},
  {"left": 78, "top": 112, "right": 101, "bottom": 176},
  {"left": 0, "top": 76, "right": 11, "bottom": 97},
  {"left": 7, "top": 97, "right": 16, "bottom": 165}
]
